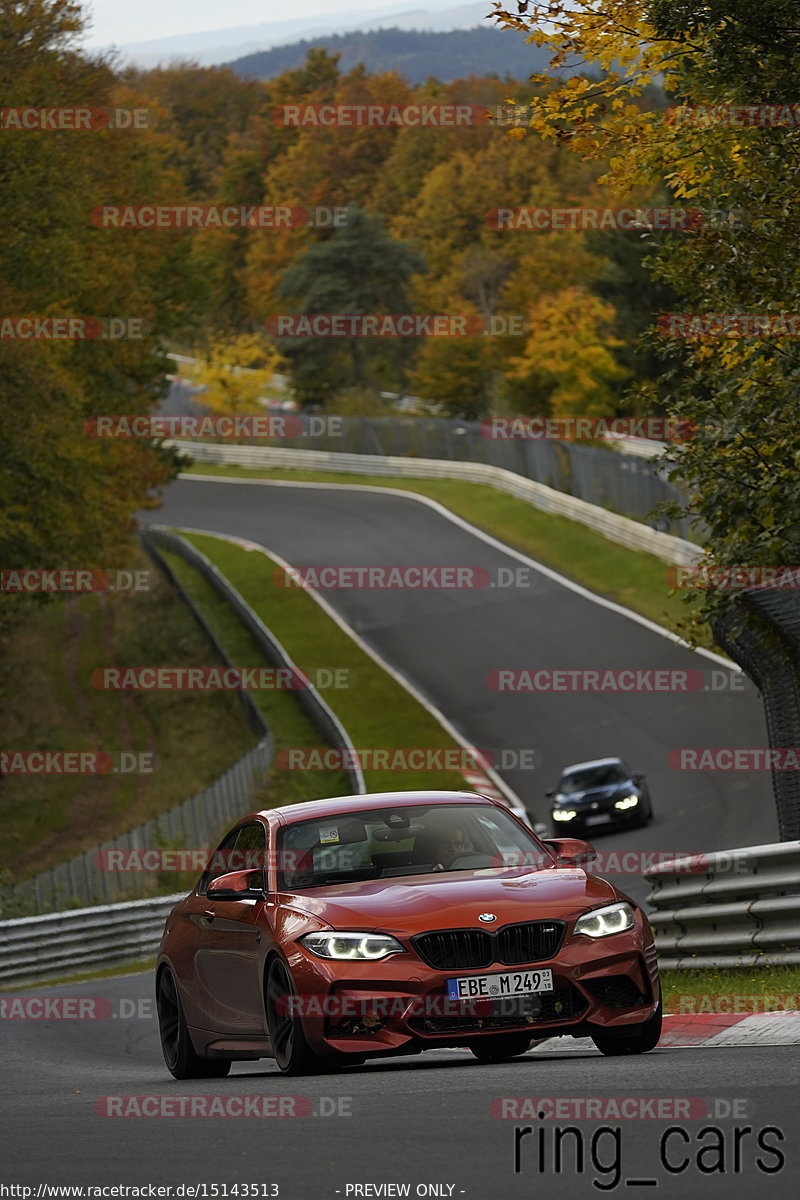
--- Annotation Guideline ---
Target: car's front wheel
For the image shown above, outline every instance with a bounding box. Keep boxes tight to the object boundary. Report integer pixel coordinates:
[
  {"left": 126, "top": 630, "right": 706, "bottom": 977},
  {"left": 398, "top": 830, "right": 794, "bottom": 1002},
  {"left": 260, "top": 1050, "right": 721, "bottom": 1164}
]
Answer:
[
  {"left": 590, "top": 989, "right": 662, "bottom": 1056},
  {"left": 265, "top": 958, "right": 327, "bottom": 1076},
  {"left": 156, "top": 966, "right": 232, "bottom": 1079},
  {"left": 469, "top": 1032, "right": 533, "bottom": 1062}
]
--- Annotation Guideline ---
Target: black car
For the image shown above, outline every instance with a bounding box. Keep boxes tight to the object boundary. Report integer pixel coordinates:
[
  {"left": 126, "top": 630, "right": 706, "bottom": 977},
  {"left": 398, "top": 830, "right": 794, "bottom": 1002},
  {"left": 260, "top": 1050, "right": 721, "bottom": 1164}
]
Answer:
[{"left": 546, "top": 757, "right": 653, "bottom": 835}]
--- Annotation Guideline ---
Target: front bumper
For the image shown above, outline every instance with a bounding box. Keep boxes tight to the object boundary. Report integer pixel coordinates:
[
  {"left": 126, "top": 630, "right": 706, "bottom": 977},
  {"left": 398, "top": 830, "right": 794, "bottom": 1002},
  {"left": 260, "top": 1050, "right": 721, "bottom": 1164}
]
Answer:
[
  {"left": 285, "top": 915, "right": 659, "bottom": 1058},
  {"left": 551, "top": 804, "right": 643, "bottom": 834}
]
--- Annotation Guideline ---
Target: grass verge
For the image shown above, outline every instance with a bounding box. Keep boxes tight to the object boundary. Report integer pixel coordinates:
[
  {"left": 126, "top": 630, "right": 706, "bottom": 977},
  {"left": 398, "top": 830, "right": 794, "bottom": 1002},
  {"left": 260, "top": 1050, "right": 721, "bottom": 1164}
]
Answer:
[
  {"left": 157, "top": 545, "right": 352, "bottom": 805},
  {"left": 174, "top": 530, "right": 471, "bottom": 794},
  {"left": 661, "top": 965, "right": 800, "bottom": 1013},
  {"left": 0, "top": 546, "right": 257, "bottom": 884}
]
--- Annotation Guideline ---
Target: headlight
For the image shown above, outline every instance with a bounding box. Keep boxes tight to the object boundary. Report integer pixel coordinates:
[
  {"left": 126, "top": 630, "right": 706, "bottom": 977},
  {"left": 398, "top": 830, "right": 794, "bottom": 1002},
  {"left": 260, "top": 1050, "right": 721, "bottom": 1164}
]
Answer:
[
  {"left": 613, "top": 795, "right": 639, "bottom": 810},
  {"left": 300, "top": 932, "right": 404, "bottom": 960},
  {"left": 552, "top": 809, "right": 577, "bottom": 821},
  {"left": 573, "top": 902, "right": 635, "bottom": 938}
]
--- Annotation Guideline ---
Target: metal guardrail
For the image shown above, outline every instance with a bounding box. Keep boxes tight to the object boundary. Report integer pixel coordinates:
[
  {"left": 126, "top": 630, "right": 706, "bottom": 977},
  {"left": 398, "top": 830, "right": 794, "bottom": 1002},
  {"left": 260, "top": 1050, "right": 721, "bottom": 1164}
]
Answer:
[
  {"left": 644, "top": 841, "right": 800, "bottom": 968},
  {"left": 144, "top": 527, "right": 366, "bottom": 795},
  {"left": 169, "top": 442, "right": 702, "bottom": 567},
  {"left": 162, "top": 391, "right": 693, "bottom": 536},
  {"left": 0, "top": 894, "right": 183, "bottom": 987}
]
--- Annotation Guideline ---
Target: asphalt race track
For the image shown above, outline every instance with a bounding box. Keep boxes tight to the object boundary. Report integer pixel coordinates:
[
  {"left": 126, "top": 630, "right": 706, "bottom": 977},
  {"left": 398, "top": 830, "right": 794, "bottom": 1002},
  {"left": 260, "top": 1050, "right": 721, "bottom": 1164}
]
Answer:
[
  {"left": 5, "top": 474, "right": 794, "bottom": 1199},
  {"left": 146, "top": 476, "right": 778, "bottom": 862},
  {"left": 2, "top": 973, "right": 797, "bottom": 1197}
]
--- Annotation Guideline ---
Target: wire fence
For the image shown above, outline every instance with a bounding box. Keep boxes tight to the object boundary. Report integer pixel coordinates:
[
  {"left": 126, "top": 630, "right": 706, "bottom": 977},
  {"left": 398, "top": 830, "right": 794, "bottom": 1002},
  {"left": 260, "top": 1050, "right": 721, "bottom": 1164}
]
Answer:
[
  {"left": 0, "top": 739, "right": 273, "bottom": 919},
  {"left": 227, "top": 415, "right": 692, "bottom": 538}
]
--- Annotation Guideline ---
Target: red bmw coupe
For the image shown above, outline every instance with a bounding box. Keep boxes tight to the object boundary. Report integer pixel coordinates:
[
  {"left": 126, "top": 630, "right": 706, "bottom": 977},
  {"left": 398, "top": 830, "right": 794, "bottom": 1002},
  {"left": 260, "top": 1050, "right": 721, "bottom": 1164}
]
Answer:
[{"left": 156, "top": 790, "right": 661, "bottom": 1077}]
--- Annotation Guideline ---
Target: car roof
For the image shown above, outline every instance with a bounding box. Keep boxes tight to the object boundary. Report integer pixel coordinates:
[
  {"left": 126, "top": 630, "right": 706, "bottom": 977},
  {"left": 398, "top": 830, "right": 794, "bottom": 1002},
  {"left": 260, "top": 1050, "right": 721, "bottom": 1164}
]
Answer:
[
  {"left": 560, "top": 757, "right": 627, "bottom": 774},
  {"left": 257, "top": 789, "right": 498, "bottom": 824}
]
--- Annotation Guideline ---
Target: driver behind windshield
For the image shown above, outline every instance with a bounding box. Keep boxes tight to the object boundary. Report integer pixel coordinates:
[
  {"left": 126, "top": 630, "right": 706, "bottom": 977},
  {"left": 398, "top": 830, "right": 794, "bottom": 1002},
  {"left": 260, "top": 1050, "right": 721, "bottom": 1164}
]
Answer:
[{"left": 425, "top": 826, "right": 465, "bottom": 871}]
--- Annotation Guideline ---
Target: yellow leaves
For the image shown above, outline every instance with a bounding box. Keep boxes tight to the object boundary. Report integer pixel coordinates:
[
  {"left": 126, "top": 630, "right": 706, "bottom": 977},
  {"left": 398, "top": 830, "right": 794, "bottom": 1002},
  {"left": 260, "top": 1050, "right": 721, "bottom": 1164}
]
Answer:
[
  {"left": 186, "top": 332, "right": 285, "bottom": 414},
  {"left": 508, "top": 286, "right": 627, "bottom": 417}
]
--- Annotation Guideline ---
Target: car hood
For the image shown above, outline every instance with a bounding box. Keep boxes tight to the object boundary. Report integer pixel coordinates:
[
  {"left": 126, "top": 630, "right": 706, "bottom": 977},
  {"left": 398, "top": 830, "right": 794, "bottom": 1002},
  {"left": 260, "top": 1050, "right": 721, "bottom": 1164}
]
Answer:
[{"left": 280, "top": 866, "right": 619, "bottom": 936}]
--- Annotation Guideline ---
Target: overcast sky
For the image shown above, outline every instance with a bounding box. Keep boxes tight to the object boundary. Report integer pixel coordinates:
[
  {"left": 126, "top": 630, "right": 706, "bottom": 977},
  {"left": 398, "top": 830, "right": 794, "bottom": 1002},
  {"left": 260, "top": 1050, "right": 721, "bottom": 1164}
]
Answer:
[{"left": 81, "top": 0, "right": 434, "bottom": 47}]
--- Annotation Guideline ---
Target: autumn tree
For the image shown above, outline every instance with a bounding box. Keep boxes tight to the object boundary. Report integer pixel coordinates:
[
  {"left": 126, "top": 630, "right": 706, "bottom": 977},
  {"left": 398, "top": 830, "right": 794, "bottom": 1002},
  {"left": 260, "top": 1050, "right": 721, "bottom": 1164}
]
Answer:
[
  {"left": 491, "top": 0, "right": 800, "bottom": 638},
  {"left": 186, "top": 332, "right": 284, "bottom": 413},
  {"left": 0, "top": 0, "right": 192, "bottom": 626},
  {"left": 271, "top": 206, "right": 426, "bottom": 405}
]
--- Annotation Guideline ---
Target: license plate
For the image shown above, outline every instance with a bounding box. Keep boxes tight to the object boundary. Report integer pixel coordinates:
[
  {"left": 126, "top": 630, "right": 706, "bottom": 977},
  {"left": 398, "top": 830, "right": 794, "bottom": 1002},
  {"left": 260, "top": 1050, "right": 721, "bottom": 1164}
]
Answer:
[
  {"left": 585, "top": 814, "right": 612, "bottom": 826},
  {"left": 446, "top": 968, "right": 554, "bottom": 1000}
]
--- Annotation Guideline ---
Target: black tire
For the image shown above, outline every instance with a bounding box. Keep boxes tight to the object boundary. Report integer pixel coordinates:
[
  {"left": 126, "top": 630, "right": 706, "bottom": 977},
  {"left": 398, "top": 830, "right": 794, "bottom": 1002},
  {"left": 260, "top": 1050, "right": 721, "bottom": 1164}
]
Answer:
[
  {"left": 590, "top": 987, "right": 662, "bottom": 1056},
  {"left": 469, "top": 1032, "right": 533, "bottom": 1062},
  {"left": 156, "top": 966, "right": 231, "bottom": 1079},
  {"left": 265, "top": 958, "right": 326, "bottom": 1076}
]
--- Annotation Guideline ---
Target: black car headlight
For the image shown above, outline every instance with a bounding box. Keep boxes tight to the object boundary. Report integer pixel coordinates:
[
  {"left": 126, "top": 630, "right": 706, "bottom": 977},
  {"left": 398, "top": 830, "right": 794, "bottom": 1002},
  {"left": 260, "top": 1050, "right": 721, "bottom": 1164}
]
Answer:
[
  {"left": 573, "top": 902, "right": 635, "bottom": 939},
  {"left": 300, "top": 932, "right": 405, "bottom": 960}
]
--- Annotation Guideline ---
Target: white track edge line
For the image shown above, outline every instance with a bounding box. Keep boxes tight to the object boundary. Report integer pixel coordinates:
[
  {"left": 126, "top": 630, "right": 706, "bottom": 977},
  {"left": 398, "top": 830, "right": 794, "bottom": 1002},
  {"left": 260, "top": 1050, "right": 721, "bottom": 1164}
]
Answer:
[
  {"left": 178, "top": 471, "right": 737, "bottom": 672},
  {"left": 164, "top": 523, "right": 529, "bottom": 818}
]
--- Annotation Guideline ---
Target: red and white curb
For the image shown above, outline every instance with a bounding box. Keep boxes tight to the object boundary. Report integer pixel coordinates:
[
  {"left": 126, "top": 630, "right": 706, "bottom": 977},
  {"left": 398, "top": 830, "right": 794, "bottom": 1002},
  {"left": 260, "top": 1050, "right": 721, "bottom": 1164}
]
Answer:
[
  {"left": 529, "top": 1011, "right": 800, "bottom": 1052},
  {"left": 462, "top": 769, "right": 506, "bottom": 803}
]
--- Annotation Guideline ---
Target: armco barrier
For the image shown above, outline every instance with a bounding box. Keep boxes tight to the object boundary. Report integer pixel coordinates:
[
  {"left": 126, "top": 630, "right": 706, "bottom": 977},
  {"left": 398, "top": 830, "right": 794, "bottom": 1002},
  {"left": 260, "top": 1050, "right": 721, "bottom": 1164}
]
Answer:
[
  {"left": 168, "top": 442, "right": 702, "bottom": 567},
  {"left": 644, "top": 841, "right": 800, "bottom": 968},
  {"left": 144, "top": 527, "right": 366, "bottom": 796},
  {"left": 0, "top": 894, "right": 183, "bottom": 987}
]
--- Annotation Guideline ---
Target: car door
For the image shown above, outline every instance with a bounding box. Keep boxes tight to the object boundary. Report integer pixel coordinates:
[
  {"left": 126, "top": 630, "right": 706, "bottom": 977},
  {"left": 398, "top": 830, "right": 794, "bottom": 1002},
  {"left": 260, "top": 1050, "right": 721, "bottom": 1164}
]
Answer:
[{"left": 192, "top": 821, "right": 269, "bottom": 1036}]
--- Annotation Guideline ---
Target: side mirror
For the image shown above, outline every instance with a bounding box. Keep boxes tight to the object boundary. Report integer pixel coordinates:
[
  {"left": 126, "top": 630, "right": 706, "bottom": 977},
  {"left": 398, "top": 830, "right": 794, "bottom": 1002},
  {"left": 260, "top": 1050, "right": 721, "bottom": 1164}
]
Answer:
[
  {"left": 632, "top": 772, "right": 645, "bottom": 784},
  {"left": 544, "top": 788, "right": 556, "bottom": 798},
  {"left": 207, "top": 869, "right": 266, "bottom": 900},
  {"left": 542, "top": 838, "right": 596, "bottom": 865}
]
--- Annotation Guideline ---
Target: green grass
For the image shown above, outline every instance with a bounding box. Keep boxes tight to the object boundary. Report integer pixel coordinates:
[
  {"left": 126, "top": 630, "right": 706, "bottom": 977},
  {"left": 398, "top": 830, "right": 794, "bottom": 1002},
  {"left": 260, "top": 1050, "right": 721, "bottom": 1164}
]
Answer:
[
  {"left": 0, "top": 547, "right": 258, "bottom": 884},
  {"left": 158, "top": 545, "right": 352, "bottom": 805},
  {"left": 181, "top": 463, "right": 701, "bottom": 637},
  {"left": 0, "top": 958, "right": 158, "bottom": 991},
  {"left": 175, "top": 531, "right": 471, "bottom": 794},
  {"left": 662, "top": 965, "right": 800, "bottom": 1013}
]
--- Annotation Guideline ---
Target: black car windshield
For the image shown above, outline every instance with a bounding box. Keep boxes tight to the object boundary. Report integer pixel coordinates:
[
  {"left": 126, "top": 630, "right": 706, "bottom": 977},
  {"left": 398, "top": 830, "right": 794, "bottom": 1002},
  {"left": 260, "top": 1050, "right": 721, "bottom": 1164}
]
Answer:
[
  {"left": 560, "top": 763, "right": 628, "bottom": 793},
  {"left": 276, "top": 803, "right": 553, "bottom": 890}
]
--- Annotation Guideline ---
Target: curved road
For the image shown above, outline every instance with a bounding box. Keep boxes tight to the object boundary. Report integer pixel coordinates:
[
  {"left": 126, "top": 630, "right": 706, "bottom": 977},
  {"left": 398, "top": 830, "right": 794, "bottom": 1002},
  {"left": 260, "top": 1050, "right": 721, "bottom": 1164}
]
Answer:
[
  {"left": 4, "top": 474, "right": 793, "bottom": 1198},
  {"left": 146, "top": 475, "right": 777, "bottom": 861}
]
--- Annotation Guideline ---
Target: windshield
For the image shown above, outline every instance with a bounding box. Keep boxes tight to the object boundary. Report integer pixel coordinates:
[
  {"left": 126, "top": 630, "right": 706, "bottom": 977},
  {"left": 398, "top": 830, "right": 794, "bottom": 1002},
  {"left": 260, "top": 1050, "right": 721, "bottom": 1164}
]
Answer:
[
  {"left": 276, "top": 803, "right": 553, "bottom": 890},
  {"left": 559, "top": 763, "right": 628, "bottom": 794}
]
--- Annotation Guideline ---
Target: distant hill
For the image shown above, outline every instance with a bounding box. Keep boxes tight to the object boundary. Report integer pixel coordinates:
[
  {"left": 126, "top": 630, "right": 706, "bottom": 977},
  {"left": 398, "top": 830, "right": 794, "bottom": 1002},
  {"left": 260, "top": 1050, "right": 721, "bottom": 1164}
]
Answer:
[{"left": 227, "top": 26, "right": 589, "bottom": 85}]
